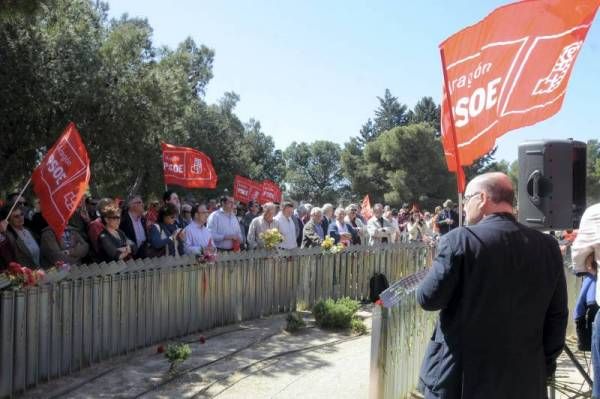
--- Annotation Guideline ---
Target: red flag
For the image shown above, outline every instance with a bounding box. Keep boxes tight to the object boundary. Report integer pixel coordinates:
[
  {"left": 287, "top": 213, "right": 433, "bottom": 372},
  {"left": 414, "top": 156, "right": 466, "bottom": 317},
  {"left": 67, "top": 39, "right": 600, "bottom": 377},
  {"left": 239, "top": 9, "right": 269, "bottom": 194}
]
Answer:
[
  {"left": 259, "top": 180, "right": 282, "bottom": 204},
  {"left": 32, "top": 122, "right": 90, "bottom": 237},
  {"left": 361, "top": 195, "right": 373, "bottom": 220},
  {"left": 440, "top": 0, "right": 599, "bottom": 172},
  {"left": 161, "top": 143, "right": 217, "bottom": 189},
  {"left": 233, "top": 175, "right": 262, "bottom": 204}
]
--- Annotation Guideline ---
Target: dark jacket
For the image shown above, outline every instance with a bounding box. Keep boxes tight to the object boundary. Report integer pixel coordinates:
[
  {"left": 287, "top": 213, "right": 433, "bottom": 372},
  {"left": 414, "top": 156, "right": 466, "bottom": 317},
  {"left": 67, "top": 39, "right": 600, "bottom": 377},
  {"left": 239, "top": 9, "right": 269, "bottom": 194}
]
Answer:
[
  {"left": 119, "top": 212, "right": 147, "bottom": 258},
  {"left": 302, "top": 220, "right": 324, "bottom": 248},
  {"left": 98, "top": 228, "right": 136, "bottom": 263},
  {"left": 321, "top": 217, "right": 331, "bottom": 236},
  {"left": 417, "top": 213, "right": 568, "bottom": 399},
  {"left": 0, "top": 226, "right": 40, "bottom": 268},
  {"left": 294, "top": 215, "right": 304, "bottom": 247},
  {"left": 40, "top": 226, "right": 89, "bottom": 267},
  {"left": 435, "top": 208, "right": 459, "bottom": 236},
  {"left": 327, "top": 222, "right": 358, "bottom": 245},
  {"left": 148, "top": 222, "right": 183, "bottom": 257}
]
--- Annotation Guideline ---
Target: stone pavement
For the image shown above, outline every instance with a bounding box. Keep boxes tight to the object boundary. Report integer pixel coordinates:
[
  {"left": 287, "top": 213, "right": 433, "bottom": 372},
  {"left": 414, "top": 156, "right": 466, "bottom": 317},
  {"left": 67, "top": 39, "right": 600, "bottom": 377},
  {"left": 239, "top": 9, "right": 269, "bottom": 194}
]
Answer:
[
  {"left": 22, "top": 307, "right": 374, "bottom": 399},
  {"left": 552, "top": 337, "right": 593, "bottom": 399},
  {"left": 20, "top": 306, "right": 593, "bottom": 399}
]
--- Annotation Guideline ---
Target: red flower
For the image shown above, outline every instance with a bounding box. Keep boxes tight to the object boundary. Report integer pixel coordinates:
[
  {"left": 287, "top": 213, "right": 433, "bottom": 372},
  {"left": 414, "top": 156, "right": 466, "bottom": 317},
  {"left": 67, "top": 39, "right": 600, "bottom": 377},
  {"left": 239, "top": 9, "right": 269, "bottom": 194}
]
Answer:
[
  {"left": 157, "top": 345, "right": 165, "bottom": 353},
  {"left": 375, "top": 299, "right": 383, "bottom": 306},
  {"left": 22, "top": 268, "right": 37, "bottom": 286},
  {"left": 35, "top": 269, "right": 46, "bottom": 281},
  {"left": 199, "top": 336, "right": 206, "bottom": 344},
  {"left": 8, "top": 262, "right": 23, "bottom": 275}
]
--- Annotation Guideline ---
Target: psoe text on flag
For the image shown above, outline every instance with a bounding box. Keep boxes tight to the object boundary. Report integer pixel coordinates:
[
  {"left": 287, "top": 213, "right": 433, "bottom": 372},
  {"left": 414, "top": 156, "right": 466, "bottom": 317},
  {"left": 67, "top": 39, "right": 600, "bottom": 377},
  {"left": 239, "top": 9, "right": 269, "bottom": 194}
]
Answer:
[{"left": 440, "top": 0, "right": 600, "bottom": 170}]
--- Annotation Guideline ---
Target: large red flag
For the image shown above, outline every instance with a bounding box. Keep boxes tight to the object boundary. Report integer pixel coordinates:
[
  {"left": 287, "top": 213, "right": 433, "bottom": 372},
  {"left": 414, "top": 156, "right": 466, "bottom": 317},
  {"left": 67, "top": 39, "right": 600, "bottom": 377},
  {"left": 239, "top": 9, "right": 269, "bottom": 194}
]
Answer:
[
  {"left": 32, "top": 122, "right": 90, "bottom": 237},
  {"left": 440, "top": 0, "right": 599, "bottom": 191},
  {"left": 259, "top": 180, "right": 283, "bottom": 204},
  {"left": 233, "top": 175, "right": 262, "bottom": 204},
  {"left": 161, "top": 143, "right": 217, "bottom": 189},
  {"left": 361, "top": 195, "right": 373, "bottom": 220}
]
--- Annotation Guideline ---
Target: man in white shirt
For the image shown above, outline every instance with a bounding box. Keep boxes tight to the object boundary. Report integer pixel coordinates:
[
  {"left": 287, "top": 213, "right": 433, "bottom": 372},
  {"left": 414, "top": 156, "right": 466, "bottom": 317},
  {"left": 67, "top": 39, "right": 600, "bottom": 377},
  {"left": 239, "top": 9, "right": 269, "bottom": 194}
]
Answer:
[
  {"left": 184, "top": 204, "right": 213, "bottom": 255},
  {"left": 207, "top": 196, "right": 243, "bottom": 251},
  {"left": 276, "top": 201, "right": 298, "bottom": 250},
  {"left": 247, "top": 202, "right": 279, "bottom": 249}
]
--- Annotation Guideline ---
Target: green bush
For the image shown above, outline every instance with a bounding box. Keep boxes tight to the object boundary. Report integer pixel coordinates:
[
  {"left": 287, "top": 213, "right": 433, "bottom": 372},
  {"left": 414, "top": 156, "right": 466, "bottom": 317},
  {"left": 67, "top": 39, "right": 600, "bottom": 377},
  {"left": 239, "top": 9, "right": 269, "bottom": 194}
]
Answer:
[
  {"left": 351, "top": 317, "right": 368, "bottom": 335},
  {"left": 165, "top": 343, "right": 192, "bottom": 371},
  {"left": 312, "top": 297, "right": 361, "bottom": 330},
  {"left": 336, "top": 297, "right": 360, "bottom": 314},
  {"left": 285, "top": 312, "right": 306, "bottom": 333}
]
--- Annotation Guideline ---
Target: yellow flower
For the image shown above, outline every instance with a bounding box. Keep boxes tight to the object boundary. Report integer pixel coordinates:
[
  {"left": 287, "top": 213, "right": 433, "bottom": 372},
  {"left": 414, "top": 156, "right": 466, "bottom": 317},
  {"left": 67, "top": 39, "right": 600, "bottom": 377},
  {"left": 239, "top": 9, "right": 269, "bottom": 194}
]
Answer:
[
  {"left": 259, "top": 228, "right": 284, "bottom": 249},
  {"left": 321, "top": 236, "right": 334, "bottom": 250}
]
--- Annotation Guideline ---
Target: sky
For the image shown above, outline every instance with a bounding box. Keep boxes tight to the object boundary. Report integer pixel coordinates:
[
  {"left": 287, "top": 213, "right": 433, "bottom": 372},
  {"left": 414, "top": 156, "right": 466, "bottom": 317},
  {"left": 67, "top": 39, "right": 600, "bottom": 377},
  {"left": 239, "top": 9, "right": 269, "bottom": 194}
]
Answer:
[{"left": 107, "top": 0, "right": 600, "bottom": 163}]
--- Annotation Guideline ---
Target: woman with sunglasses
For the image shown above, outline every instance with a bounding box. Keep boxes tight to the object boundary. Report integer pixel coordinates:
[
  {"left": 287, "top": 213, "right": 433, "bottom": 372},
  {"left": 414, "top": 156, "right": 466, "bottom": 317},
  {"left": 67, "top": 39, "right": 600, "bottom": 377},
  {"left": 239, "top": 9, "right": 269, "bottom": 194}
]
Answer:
[
  {"left": 0, "top": 206, "right": 41, "bottom": 268},
  {"left": 97, "top": 204, "right": 136, "bottom": 262}
]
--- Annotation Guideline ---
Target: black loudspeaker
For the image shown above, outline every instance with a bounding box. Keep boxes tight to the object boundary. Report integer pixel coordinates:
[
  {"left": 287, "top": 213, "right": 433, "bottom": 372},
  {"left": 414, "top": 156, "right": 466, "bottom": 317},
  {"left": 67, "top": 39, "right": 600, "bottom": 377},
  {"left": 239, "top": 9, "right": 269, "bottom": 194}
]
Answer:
[{"left": 518, "top": 139, "right": 586, "bottom": 230}]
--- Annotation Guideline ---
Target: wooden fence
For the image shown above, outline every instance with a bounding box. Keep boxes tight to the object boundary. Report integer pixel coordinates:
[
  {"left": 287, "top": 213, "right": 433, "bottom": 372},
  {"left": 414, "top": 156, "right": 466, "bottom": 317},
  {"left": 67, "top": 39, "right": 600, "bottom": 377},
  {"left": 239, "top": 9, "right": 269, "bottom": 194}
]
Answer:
[{"left": 0, "top": 243, "right": 432, "bottom": 398}]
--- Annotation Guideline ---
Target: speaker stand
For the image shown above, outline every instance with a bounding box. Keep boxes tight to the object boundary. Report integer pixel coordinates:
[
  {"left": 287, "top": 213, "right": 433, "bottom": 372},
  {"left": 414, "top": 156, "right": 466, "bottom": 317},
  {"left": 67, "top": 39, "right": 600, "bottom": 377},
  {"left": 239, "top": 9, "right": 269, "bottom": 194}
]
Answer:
[{"left": 548, "top": 344, "right": 593, "bottom": 399}]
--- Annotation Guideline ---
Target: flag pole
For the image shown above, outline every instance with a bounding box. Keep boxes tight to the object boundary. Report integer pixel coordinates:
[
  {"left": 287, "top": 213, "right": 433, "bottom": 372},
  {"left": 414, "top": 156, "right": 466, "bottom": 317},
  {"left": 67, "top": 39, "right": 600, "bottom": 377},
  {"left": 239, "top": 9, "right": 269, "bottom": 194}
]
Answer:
[
  {"left": 440, "top": 48, "right": 465, "bottom": 227},
  {"left": 3, "top": 177, "right": 32, "bottom": 222}
]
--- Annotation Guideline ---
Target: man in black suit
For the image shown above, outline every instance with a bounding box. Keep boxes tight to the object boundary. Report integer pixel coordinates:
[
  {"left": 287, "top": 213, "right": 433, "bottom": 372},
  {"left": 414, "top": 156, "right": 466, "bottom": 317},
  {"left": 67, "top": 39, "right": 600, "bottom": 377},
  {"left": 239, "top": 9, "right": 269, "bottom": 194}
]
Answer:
[
  {"left": 436, "top": 199, "right": 460, "bottom": 236},
  {"left": 417, "top": 172, "right": 567, "bottom": 399},
  {"left": 120, "top": 195, "right": 147, "bottom": 258}
]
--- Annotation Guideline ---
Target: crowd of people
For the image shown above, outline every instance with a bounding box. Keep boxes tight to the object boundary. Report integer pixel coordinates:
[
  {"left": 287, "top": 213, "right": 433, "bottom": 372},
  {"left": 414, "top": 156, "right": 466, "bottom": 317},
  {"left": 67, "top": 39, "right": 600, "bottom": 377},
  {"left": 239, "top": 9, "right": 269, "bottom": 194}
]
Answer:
[{"left": 0, "top": 190, "right": 464, "bottom": 270}]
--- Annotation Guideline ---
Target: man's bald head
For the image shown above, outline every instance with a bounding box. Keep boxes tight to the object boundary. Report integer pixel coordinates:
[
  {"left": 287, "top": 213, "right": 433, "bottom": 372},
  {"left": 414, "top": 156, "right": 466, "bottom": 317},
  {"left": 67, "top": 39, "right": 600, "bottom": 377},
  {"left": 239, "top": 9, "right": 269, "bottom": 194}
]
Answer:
[
  {"left": 467, "top": 172, "right": 514, "bottom": 206},
  {"left": 464, "top": 172, "right": 514, "bottom": 225}
]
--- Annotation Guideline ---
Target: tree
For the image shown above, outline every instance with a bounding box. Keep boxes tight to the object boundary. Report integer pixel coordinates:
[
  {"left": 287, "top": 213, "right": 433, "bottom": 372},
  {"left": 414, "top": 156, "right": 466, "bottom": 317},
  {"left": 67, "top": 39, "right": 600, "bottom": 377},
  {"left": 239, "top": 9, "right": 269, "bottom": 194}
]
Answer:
[
  {"left": 408, "top": 96, "right": 440, "bottom": 133},
  {"left": 239, "top": 119, "right": 286, "bottom": 183},
  {"left": 0, "top": 0, "right": 50, "bottom": 20},
  {"left": 587, "top": 139, "right": 600, "bottom": 203},
  {"left": 0, "top": 0, "right": 280, "bottom": 202},
  {"left": 356, "top": 119, "right": 376, "bottom": 148},
  {"left": 362, "top": 123, "right": 455, "bottom": 209},
  {"left": 373, "top": 89, "right": 409, "bottom": 134},
  {"left": 283, "top": 141, "right": 345, "bottom": 204}
]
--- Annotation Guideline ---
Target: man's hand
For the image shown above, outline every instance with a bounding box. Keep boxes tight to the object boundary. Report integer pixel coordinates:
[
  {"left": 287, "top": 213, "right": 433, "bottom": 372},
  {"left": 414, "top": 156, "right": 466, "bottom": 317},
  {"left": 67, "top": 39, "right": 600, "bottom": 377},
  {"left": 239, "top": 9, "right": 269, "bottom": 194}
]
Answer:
[
  {"left": 0, "top": 220, "right": 7, "bottom": 234},
  {"left": 585, "top": 253, "right": 597, "bottom": 275}
]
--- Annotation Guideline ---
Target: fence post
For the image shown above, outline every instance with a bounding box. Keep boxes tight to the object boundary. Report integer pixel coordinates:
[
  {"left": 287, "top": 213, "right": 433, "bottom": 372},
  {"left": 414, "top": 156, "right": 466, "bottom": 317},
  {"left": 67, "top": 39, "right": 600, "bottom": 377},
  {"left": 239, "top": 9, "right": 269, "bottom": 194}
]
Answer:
[
  {"left": 369, "top": 305, "right": 386, "bottom": 399},
  {"left": 0, "top": 291, "right": 14, "bottom": 397}
]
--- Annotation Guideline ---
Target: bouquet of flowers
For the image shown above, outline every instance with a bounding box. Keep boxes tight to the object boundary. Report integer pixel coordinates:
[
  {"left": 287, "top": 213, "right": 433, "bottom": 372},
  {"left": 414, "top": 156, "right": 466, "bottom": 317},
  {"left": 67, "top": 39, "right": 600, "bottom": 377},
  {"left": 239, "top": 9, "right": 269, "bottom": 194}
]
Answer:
[
  {"left": 329, "top": 243, "right": 345, "bottom": 254},
  {"left": 321, "top": 236, "right": 345, "bottom": 254},
  {"left": 259, "top": 228, "right": 284, "bottom": 249},
  {"left": 321, "top": 236, "right": 335, "bottom": 251},
  {"left": 200, "top": 241, "right": 218, "bottom": 264},
  {"left": 0, "top": 262, "right": 45, "bottom": 290}
]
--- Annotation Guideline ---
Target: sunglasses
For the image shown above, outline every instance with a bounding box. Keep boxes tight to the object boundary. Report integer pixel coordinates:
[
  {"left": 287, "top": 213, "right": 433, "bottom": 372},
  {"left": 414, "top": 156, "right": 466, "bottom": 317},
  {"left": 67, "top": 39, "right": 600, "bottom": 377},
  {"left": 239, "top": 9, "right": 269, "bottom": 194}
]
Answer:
[
  {"left": 107, "top": 216, "right": 121, "bottom": 220},
  {"left": 11, "top": 213, "right": 24, "bottom": 218}
]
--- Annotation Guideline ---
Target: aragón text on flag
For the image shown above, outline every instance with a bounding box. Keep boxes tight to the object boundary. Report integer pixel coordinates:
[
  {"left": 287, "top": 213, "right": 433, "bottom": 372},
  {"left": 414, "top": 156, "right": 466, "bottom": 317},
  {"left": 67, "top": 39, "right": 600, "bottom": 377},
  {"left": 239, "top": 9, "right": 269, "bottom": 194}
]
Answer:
[{"left": 440, "top": 0, "right": 600, "bottom": 171}]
